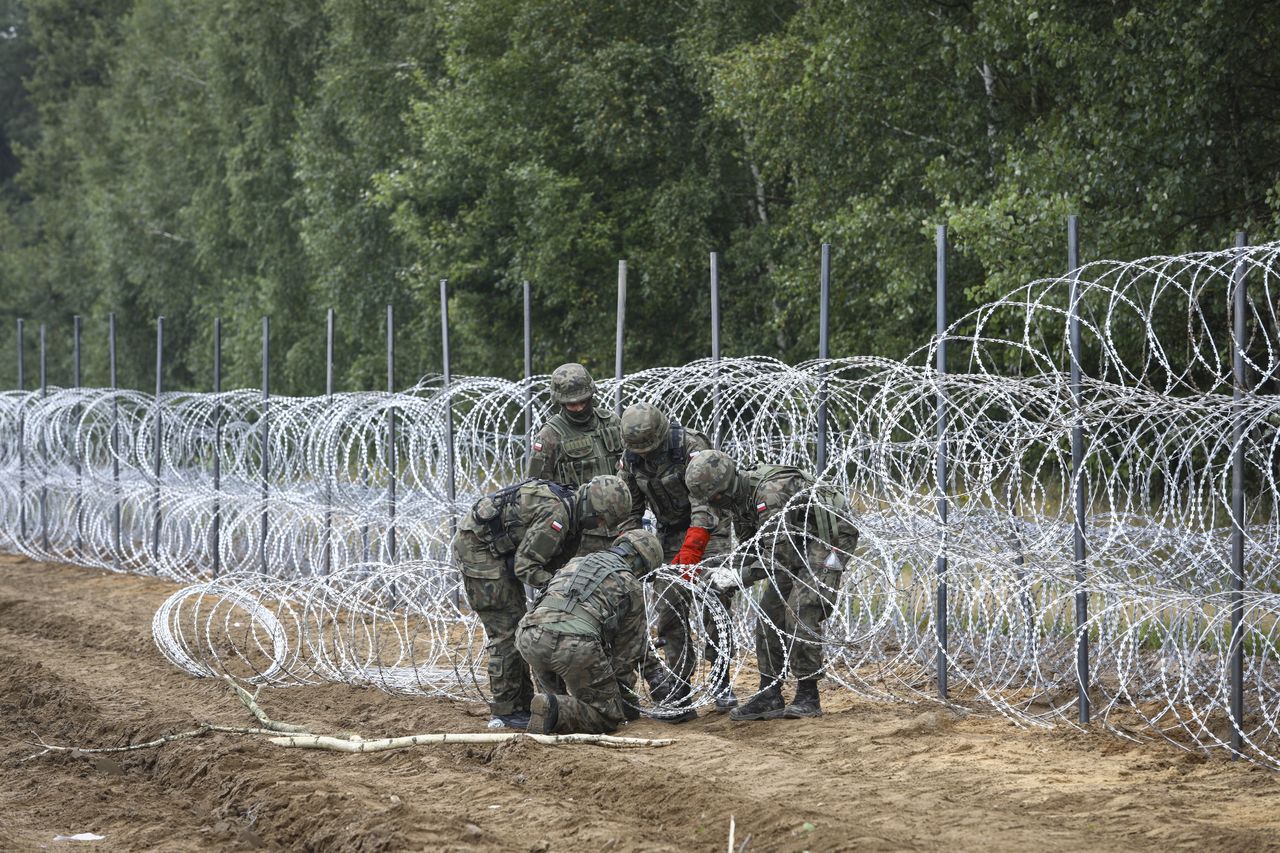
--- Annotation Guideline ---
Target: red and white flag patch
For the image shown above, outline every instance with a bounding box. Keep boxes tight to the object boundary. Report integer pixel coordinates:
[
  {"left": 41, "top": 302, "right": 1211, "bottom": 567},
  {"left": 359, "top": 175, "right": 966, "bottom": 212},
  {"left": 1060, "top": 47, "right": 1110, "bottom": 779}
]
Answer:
[
  {"left": 756, "top": 502, "right": 768, "bottom": 514},
  {"left": 550, "top": 520, "right": 563, "bottom": 532},
  {"left": 533, "top": 441, "right": 543, "bottom": 452}
]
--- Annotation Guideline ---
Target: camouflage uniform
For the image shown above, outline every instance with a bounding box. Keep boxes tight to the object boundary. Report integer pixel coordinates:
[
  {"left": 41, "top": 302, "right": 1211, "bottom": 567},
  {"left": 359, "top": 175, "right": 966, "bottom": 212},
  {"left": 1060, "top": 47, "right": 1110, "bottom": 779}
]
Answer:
[
  {"left": 515, "top": 530, "right": 662, "bottom": 734},
  {"left": 617, "top": 404, "right": 732, "bottom": 708},
  {"left": 453, "top": 475, "right": 630, "bottom": 721},
  {"left": 686, "top": 451, "right": 858, "bottom": 719},
  {"left": 527, "top": 364, "right": 624, "bottom": 557}
]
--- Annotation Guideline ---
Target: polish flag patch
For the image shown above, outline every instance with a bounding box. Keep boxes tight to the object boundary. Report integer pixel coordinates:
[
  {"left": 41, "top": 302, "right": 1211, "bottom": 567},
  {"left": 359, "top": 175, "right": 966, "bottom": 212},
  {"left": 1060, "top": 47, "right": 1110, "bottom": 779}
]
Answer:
[
  {"left": 756, "top": 502, "right": 768, "bottom": 514},
  {"left": 550, "top": 520, "right": 563, "bottom": 532},
  {"left": 533, "top": 441, "right": 543, "bottom": 452}
]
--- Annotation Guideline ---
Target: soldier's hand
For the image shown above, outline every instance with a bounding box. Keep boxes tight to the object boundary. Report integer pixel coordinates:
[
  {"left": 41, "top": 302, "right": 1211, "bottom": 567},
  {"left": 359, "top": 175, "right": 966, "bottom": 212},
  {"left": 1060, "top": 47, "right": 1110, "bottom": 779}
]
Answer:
[{"left": 707, "top": 566, "right": 741, "bottom": 593}]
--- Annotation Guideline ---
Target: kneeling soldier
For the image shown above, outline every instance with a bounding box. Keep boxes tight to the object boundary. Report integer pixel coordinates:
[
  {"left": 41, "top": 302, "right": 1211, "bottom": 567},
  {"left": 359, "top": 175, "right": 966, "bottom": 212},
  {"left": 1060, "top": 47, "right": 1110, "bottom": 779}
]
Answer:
[
  {"left": 453, "top": 474, "right": 632, "bottom": 730},
  {"left": 516, "top": 529, "right": 665, "bottom": 735},
  {"left": 684, "top": 450, "right": 859, "bottom": 721}
]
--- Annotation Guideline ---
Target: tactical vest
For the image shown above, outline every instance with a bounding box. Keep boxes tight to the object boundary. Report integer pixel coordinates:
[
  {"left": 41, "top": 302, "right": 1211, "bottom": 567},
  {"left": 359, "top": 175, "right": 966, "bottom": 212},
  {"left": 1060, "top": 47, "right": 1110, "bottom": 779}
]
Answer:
[
  {"left": 546, "top": 409, "right": 624, "bottom": 487},
  {"left": 742, "top": 464, "right": 847, "bottom": 545},
  {"left": 526, "top": 547, "right": 632, "bottom": 635},
  {"left": 622, "top": 424, "right": 691, "bottom": 530},
  {"left": 470, "top": 478, "right": 578, "bottom": 557}
]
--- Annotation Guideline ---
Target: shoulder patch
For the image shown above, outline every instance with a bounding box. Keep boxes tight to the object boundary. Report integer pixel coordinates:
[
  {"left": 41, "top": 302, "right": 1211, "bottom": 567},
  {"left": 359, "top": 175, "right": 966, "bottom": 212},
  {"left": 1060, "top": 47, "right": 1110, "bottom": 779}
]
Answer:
[
  {"left": 550, "top": 519, "right": 563, "bottom": 532},
  {"left": 533, "top": 441, "right": 543, "bottom": 452},
  {"left": 756, "top": 502, "right": 768, "bottom": 514}
]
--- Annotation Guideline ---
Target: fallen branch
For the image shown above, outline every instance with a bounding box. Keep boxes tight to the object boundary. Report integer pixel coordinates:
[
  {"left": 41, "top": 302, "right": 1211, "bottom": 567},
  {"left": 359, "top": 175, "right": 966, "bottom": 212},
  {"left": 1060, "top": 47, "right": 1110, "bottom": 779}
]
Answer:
[
  {"left": 270, "top": 732, "right": 674, "bottom": 752},
  {"left": 24, "top": 724, "right": 283, "bottom": 760},
  {"left": 223, "top": 675, "right": 311, "bottom": 734}
]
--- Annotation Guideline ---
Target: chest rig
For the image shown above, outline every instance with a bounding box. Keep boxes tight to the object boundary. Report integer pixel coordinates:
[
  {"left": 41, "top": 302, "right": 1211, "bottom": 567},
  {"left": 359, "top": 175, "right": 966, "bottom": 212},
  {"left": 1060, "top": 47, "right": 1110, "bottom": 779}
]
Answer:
[
  {"left": 546, "top": 410, "right": 623, "bottom": 487},
  {"left": 470, "top": 478, "right": 577, "bottom": 556},
  {"left": 622, "top": 424, "right": 690, "bottom": 530},
  {"left": 528, "top": 547, "right": 632, "bottom": 635}
]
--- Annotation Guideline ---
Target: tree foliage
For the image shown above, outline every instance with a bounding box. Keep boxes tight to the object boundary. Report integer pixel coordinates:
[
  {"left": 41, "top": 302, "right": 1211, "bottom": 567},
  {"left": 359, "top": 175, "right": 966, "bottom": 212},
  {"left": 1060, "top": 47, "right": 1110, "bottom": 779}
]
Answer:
[{"left": 1, "top": 0, "right": 1277, "bottom": 392}]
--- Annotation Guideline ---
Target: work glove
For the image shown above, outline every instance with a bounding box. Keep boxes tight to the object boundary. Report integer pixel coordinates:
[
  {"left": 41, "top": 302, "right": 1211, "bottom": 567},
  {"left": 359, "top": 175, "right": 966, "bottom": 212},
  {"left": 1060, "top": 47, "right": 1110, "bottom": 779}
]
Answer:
[
  {"left": 707, "top": 565, "right": 742, "bottom": 593},
  {"left": 673, "top": 527, "right": 711, "bottom": 580}
]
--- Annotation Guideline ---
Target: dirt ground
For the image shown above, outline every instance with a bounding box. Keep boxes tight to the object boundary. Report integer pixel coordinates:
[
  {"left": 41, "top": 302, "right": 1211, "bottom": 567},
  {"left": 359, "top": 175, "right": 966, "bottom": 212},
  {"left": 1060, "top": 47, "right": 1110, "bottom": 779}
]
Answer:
[{"left": 0, "top": 554, "right": 1278, "bottom": 852}]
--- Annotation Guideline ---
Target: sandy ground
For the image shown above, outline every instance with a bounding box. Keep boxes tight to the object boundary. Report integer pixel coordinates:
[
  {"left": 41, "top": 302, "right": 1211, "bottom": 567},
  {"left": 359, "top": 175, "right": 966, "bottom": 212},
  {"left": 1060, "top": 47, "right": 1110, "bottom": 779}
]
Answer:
[{"left": 0, "top": 554, "right": 1278, "bottom": 852}]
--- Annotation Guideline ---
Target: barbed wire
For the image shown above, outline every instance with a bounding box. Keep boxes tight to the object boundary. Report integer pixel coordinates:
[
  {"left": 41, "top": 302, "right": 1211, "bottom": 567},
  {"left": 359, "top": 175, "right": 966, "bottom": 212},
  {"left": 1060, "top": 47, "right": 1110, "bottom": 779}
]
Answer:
[{"left": 2, "top": 242, "right": 1280, "bottom": 764}]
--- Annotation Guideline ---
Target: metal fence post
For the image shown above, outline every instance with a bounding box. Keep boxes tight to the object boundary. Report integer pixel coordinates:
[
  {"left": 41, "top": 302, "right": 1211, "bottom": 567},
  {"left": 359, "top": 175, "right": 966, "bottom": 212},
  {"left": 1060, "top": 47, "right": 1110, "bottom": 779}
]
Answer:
[
  {"left": 260, "top": 316, "right": 270, "bottom": 574},
  {"left": 17, "top": 319, "right": 26, "bottom": 544},
  {"left": 386, "top": 304, "right": 397, "bottom": 564},
  {"left": 441, "top": 280, "right": 457, "bottom": 538},
  {"left": 524, "top": 280, "right": 533, "bottom": 465},
  {"left": 73, "top": 315, "right": 82, "bottom": 553},
  {"left": 1068, "top": 214, "right": 1090, "bottom": 724},
  {"left": 935, "top": 225, "right": 949, "bottom": 700},
  {"left": 615, "top": 260, "right": 626, "bottom": 415},
  {"left": 212, "top": 318, "right": 222, "bottom": 578},
  {"left": 39, "top": 322, "right": 48, "bottom": 552},
  {"left": 324, "top": 309, "right": 334, "bottom": 576},
  {"left": 817, "top": 243, "right": 831, "bottom": 471},
  {"left": 711, "top": 252, "right": 722, "bottom": 451},
  {"left": 1230, "top": 229, "right": 1248, "bottom": 757},
  {"left": 152, "top": 317, "right": 164, "bottom": 564},
  {"left": 109, "top": 314, "right": 119, "bottom": 563}
]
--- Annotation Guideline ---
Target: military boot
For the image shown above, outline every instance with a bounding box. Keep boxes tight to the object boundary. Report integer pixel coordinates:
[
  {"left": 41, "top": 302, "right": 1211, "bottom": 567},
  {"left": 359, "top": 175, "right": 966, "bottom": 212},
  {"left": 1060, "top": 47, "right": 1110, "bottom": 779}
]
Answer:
[
  {"left": 528, "top": 693, "right": 560, "bottom": 734},
  {"left": 782, "top": 679, "right": 822, "bottom": 718},
  {"left": 711, "top": 671, "right": 738, "bottom": 713},
  {"left": 729, "top": 678, "right": 785, "bottom": 721},
  {"left": 650, "top": 681, "right": 698, "bottom": 724}
]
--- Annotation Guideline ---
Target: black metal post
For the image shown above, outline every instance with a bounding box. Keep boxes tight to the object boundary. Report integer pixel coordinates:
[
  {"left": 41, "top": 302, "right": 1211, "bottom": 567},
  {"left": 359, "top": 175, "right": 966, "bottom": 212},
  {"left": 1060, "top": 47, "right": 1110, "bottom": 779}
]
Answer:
[
  {"left": 260, "top": 316, "right": 270, "bottom": 574},
  {"left": 324, "top": 308, "right": 334, "bottom": 576},
  {"left": 386, "top": 304, "right": 397, "bottom": 564},
  {"left": 109, "top": 314, "right": 119, "bottom": 562},
  {"left": 1068, "top": 215, "right": 1090, "bottom": 724},
  {"left": 39, "top": 323, "right": 48, "bottom": 551},
  {"left": 17, "top": 319, "right": 26, "bottom": 544},
  {"left": 1230, "top": 230, "right": 1248, "bottom": 756},
  {"left": 817, "top": 243, "right": 831, "bottom": 471},
  {"left": 212, "top": 318, "right": 222, "bottom": 578},
  {"left": 935, "top": 225, "right": 949, "bottom": 700},
  {"left": 152, "top": 317, "right": 164, "bottom": 562},
  {"left": 711, "top": 252, "right": 722, "bottom": 451},
  {"left": 615, "top": 260, "right": 626, "bottom": 415},
  {"left": 441, "top": 280, "right": 457, "bottom": 536},
  {"left": 523, "top": 280, "right": 533, "bottom": 465},
  {"left": 73, "top": 315, "right": 82, "bottom": 553}
]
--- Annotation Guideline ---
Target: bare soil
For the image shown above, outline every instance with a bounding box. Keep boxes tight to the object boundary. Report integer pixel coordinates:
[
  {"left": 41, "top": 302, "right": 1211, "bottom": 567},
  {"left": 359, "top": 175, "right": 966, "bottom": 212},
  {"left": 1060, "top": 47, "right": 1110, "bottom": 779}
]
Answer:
[{"left": 1, "top": 553, "right": 1278, "bottom": 852}]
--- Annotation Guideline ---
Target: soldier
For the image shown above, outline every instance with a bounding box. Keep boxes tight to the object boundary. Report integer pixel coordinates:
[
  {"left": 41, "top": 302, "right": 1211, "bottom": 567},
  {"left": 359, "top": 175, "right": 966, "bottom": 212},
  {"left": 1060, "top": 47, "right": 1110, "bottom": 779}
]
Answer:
[
  {"left": 453, "top": 474, "right": 632, "bottom": 729},
  {"left": 527, "top": 363, "right": 625, "bottom": 557},
  {"left": 516, "top": 529, "right": 665, "bottom": 735},
  {"left": 683, "top": 450, "right": 858, "bottom": 721},
  {"left": 617, "top": 402, "right": 736, "bottom": 721}
]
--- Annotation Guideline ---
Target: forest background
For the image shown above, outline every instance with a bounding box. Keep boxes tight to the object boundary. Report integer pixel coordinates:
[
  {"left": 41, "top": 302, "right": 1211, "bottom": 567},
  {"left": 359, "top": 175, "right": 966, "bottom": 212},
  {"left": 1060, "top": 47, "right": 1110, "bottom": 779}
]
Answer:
[{"left": 0, "top": 0, "right": 1277, "bottom": 395}]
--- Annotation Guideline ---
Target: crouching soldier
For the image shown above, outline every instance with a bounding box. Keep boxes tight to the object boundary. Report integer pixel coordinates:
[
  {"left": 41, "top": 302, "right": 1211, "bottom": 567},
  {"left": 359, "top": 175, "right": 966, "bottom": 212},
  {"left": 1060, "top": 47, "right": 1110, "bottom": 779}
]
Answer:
[
  {"left": 684, "top": 451, "right": 859, "bottom": 721},
  {"left": 515, "top": 529, "right": 665, "bottom": 735},
  {"left": 453, "top": 474, "right": 632, "bottom": 730}
]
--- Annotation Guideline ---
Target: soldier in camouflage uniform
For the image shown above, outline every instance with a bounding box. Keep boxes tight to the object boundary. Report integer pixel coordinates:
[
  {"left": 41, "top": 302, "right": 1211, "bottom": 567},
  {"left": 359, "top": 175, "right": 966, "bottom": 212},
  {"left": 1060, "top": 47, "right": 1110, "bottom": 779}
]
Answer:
[
  {"left": 453, "top": 474, "right": 632, "bottom": 729},
  {"left": 617, "top": 402, "right": 736, "bottom": 720},
  {"left": 527, "top": 363, "right": 625, "bottom": 557},
  {"left": 684, "top": 450, "right": 859, "bottom": 721},
  {"left": 515, "top": 529, "right": 665, "bottom": 734}
]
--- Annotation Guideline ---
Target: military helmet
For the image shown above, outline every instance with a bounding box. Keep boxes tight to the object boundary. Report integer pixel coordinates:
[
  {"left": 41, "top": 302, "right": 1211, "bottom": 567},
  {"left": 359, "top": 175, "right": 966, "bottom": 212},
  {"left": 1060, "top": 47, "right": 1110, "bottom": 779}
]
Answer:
[
  {"left": 612, "top": 529, "right": 664, "bottom": 576},
  {"left": 684, "top": 449, "right": 738, "bottom": 503},
  {"left": 577, "top": 474, "right": 631, "bottom": 529},
  {"left": 620, "top": 402, "right": 670, "bottom": 454},
  {"left": 550, "top": 362, "right": 596, "bottom": 405}
]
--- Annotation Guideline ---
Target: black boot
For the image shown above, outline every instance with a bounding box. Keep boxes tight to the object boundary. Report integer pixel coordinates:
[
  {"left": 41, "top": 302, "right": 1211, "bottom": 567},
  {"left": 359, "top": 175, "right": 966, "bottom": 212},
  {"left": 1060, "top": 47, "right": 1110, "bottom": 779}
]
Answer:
[
  {"left": 783, "top": 679, "right": 822, "bottom": 718},
  {"left": 729, "top": 678, "right": 785, "bottom": 721},
  {"left": 650, "top": 681, "right": 698, "bottom": 724},
  {"left": 529, "top": 693, "right": 560, "bottom": 734},
  {"left": 711, "top": 671, "right": 738, "bottom": 712}
]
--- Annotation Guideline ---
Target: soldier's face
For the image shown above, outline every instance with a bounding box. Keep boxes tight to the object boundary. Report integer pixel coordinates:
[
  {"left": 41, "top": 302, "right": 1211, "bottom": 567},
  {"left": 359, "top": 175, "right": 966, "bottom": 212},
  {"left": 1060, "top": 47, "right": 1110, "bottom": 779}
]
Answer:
[{"left": 564, "top": 400, "right": 589, "bottom": 414}]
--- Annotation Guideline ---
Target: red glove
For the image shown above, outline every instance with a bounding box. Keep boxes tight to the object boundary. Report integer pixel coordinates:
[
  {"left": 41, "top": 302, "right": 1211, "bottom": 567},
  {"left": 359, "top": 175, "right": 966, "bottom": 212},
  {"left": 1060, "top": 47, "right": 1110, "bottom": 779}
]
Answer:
[{"left": 673, "top": 527, "right": 711, "bottom": 580}]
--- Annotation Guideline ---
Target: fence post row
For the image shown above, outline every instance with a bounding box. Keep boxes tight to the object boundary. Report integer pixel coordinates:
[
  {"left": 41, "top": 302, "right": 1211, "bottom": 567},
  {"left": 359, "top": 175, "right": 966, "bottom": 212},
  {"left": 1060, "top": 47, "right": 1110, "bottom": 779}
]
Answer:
[
  {"left": 935, "top": 225, "right": 949, "bottom": 700},
  {"left": 1067, "top": 215, "right": 1091, "bottom": 724},
  {"left": 386, "top": 304, "right": 397, "bottom": 565},
  {"left": 1230, "top": 229, "right": 1248, "bottom": 757}
]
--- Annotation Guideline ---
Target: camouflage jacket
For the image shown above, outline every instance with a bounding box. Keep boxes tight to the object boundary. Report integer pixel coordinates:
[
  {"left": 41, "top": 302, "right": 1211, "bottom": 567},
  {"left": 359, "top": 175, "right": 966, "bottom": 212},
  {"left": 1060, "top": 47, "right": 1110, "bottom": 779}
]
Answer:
[
  {"left": 458, "top": 479, "right": 582, "bottom": 588},
  {"left": 519, "top": 549, "right": 647, "bottom": 667},
  {"left": 618, "top": 424, "right": 715, "bottom": 532},
  {"left": 527, "top": 408, "right": 624, "bottom": 536}
]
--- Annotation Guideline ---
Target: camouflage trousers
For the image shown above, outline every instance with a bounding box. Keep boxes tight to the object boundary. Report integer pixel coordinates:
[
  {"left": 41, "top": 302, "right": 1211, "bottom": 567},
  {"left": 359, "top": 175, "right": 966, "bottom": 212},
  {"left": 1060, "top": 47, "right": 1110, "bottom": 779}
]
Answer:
[
  {"left": 454, "top": 530, "right": 533, "bottom": 716},
  {"left": 642, "top": 527, "right": 733, "bottom": 699},
  {"left": 754, "top": 532, "right": 850, "bottom": 681},
  {"left": 515, "top": 624, "right": 634, "bottom": 734}
]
